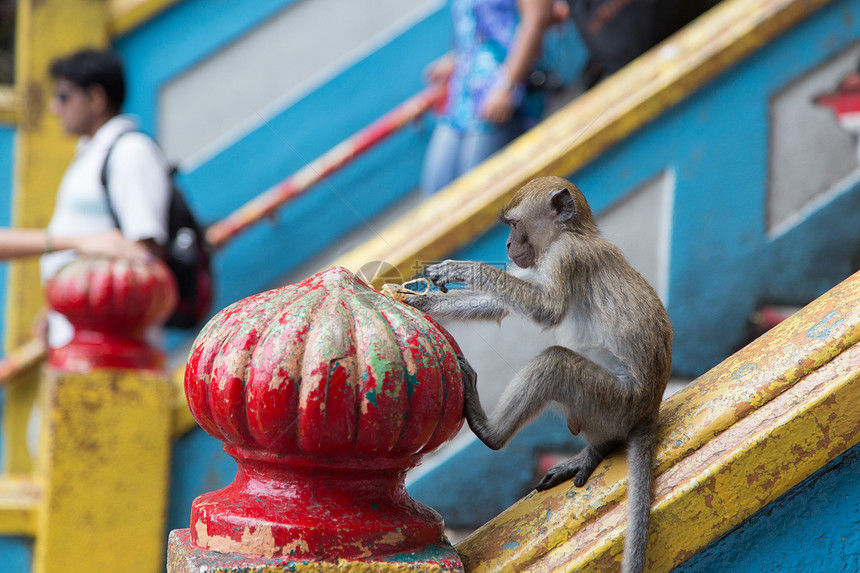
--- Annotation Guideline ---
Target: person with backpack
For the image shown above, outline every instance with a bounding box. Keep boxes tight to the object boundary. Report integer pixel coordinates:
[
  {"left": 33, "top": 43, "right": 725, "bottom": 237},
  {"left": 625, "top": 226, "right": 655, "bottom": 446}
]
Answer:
[{"left": 5, "top": 48, "right": 173, "bottom": 348}]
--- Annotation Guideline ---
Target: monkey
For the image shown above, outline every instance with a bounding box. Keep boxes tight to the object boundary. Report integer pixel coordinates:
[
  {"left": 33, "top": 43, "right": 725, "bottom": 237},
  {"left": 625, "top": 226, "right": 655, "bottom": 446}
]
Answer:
[{"left": 404, "top": 176, "right": 672, "bottom": 573}]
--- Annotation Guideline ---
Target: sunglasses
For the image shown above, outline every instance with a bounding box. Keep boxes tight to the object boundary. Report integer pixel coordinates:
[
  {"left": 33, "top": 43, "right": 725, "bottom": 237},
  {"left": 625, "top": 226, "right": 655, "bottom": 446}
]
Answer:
[{"left": 53, "top": 85, "right": 84, "bottom": 104}]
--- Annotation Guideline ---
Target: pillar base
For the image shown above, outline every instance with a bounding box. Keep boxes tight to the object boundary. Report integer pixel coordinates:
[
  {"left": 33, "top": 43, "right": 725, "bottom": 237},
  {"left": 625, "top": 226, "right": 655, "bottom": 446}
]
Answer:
[{"left": 167, "top": 529, "right": 464, "bottom": 573}]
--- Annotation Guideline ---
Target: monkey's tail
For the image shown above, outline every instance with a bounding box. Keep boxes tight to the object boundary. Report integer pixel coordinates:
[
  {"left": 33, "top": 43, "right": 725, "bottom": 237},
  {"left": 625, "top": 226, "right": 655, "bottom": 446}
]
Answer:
[{"left": 622, "top": 424, "right": 656, "bottom": 573}]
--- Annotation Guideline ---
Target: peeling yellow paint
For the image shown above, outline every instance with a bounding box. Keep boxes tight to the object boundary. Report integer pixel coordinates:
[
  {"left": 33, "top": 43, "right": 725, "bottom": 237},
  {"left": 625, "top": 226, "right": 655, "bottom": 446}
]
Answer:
[
  {"left": 456, "top": 272, "right": 860, "bottom": 572},
  {"left": 33, "top": 368, "right": 175, "bottom": 573},
  {"left": 0, "top": 477, "right": 40, "bottom": 535},
  {"left": 0, "top": 86, "right": 15, "bottom": 125}
]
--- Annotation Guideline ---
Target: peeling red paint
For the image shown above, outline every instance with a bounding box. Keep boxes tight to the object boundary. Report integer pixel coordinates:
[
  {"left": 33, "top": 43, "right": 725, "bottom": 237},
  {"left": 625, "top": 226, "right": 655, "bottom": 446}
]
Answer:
[{"left": 184, "top": 267, "right": 466, "bottom": 562}]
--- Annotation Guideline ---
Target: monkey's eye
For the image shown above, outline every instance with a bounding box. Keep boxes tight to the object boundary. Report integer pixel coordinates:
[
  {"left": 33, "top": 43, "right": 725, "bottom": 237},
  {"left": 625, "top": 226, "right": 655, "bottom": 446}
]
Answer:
[{"left": 500, "top": 216, "right": 519, "bottom": 229}]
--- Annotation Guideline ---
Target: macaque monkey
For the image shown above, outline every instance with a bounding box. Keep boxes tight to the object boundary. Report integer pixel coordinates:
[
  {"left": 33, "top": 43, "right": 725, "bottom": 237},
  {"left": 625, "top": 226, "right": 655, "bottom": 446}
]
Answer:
[{"left": 405, "top": 176, "right": 672, "bottom": 573}]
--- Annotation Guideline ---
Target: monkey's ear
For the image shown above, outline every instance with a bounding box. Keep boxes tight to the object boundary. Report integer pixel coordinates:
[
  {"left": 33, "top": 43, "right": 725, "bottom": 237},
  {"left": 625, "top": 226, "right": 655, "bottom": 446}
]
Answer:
[{"left": 550, "top": 188, "right": 576, "bottom": 222}]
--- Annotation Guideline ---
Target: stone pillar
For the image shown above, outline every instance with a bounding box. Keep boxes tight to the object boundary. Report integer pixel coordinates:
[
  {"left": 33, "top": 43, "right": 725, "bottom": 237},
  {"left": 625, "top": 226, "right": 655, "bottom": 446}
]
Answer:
[
  {"left": 169, "top": 266, "right": 466, "bottom": 572},
  {"left": 34, "top": 256, "right": 178, "bottom": 573}
]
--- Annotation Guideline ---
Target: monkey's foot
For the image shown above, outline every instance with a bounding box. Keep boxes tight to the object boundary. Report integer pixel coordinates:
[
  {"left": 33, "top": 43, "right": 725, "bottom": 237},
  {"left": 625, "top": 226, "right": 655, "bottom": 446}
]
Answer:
[{"left": 535, "top": 447, "right": 603, "bottom": 491}]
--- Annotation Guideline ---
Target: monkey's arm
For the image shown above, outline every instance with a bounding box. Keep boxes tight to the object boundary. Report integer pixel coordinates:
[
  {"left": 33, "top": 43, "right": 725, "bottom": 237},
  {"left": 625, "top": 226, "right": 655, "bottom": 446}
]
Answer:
[
  {"left": 427, "top": 260, "right": 569, "bottom": 326},
  {"left": 404, "top": 290, "right": 508, "bottom": 321}
]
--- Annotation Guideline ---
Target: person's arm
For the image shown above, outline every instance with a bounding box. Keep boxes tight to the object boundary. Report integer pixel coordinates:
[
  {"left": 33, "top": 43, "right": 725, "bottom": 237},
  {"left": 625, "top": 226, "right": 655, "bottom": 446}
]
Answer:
[
  {"left": 0, "top": 228, "right": 152, "bottom": 260},
  {"left": 424, "top": 53, "right": 456, "bottom": 86},
  {"left": 480, "top": 0, "right": 554, "bottom": 124}
]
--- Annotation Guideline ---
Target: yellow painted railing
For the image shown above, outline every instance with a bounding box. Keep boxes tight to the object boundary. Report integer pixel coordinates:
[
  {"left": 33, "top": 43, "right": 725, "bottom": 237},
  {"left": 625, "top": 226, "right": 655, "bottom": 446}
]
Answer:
[{"left": 456, "top": 270, "right": 860, "bottom": 572}]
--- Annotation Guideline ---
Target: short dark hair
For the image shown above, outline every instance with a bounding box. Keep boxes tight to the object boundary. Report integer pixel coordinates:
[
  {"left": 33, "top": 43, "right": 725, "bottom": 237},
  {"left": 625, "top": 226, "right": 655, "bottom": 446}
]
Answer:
[{"left": 49, "top": 48, "right": 126, "bottom": 111}]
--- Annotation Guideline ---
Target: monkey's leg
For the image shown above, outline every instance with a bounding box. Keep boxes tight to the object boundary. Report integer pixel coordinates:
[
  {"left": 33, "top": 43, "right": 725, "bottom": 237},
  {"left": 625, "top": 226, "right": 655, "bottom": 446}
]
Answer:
[
  {"left": 463, "top": 346, "right": 592, "bottom": 451},
  {"left": 533, "top": 347, "right": 630, "bottom": 491}
]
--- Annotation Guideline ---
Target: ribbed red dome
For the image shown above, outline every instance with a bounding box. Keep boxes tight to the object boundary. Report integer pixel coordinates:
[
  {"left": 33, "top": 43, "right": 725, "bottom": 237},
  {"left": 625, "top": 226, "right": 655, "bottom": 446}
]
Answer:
[{"left": 185, "top": 265, "right": 464, "bottom": 461}]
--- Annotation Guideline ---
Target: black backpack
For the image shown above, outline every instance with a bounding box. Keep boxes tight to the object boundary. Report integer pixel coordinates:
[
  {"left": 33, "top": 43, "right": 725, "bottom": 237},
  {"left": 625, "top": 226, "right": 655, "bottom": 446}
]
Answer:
[{"left": 101, "top": 131, "right": 214, "bottom": 329}]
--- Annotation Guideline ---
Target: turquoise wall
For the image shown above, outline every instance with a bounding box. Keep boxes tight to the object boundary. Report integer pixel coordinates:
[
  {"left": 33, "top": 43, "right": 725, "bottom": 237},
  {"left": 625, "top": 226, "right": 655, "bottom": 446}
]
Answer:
[{"left": 0, "top": 536, "right": 31, "bottom": 572}]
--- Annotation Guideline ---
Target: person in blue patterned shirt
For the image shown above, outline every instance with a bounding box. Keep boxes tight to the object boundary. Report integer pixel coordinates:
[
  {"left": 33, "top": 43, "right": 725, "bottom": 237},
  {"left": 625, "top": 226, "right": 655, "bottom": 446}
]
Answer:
[{"left": 420, "top": 0, "right": 559, "bottom": 194}]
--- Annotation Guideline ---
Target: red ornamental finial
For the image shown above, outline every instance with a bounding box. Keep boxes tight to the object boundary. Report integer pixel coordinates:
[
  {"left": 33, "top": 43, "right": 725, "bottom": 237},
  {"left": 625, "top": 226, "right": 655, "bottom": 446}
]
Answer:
[
  {"left": 184, "top": 266, "right": 465, "bottom": 561},
  {"left": 45, "top": 256, "right": 178, "bottom": 372}
]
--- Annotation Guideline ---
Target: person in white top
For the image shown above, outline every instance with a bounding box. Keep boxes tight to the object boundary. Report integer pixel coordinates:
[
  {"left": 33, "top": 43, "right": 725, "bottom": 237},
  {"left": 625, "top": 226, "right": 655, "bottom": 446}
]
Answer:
[{"left": 0, "top": 48, "right": 172, "bottom": 348}]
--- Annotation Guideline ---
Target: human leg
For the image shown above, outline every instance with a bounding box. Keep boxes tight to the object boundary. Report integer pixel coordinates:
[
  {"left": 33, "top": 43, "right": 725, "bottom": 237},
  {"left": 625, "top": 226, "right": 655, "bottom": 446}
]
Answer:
[{"left": 420, "top": 122, "right": 463, "bottom": 195}]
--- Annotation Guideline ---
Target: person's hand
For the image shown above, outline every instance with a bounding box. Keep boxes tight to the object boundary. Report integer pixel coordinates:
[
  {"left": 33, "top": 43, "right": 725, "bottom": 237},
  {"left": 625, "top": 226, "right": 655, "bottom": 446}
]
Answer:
[
  {"left": 480, "top": 87, "right": 517, "bottom": 124},
  {"left": 73, "top": 230, "right": 153, "bottom": 261},
  {"left": 424, "top": 54, "right": 456, "bottom": 86},
  {"left": 551, "top": 0, "right": 570, "bottom": 24},
  {"left": 32, "top": 309, "right": 48, "bottom": 344}
]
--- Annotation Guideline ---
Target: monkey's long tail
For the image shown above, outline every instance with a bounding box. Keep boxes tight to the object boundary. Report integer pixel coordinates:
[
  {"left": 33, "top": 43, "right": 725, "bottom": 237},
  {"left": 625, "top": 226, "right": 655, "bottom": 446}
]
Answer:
[{"left": 622, "top": 424, "right": 656, "bottom": 573}]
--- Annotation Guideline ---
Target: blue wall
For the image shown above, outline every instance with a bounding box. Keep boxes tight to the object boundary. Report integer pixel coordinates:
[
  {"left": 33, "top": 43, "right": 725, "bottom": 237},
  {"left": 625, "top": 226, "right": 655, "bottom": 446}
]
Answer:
[
  {"left": 674, "top": 442, "right": 860, "bottom": 572},
  {"left": 0, "top": 537, "right": 32, "bottom": 573}
]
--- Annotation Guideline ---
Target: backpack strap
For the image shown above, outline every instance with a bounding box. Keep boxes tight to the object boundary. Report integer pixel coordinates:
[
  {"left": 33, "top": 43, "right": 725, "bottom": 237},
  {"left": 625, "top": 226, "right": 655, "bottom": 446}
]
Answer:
[{"left": 99, "top": 130, "right": 137, "bottom": 232}]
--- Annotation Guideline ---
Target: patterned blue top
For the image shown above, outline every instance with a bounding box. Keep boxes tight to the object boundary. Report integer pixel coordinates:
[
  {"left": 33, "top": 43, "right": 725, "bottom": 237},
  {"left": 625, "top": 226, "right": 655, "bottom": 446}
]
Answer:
[{"left": 444, "top": 0, "right": 543, "bottom": 133}]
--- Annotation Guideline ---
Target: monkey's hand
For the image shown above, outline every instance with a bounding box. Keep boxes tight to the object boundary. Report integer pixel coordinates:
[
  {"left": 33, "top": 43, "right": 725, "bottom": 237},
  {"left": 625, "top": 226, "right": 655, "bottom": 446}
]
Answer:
[
  {"left": 403, "top": 293, "right": 432, "bottom": 310},
  {"left": 426, "top": 260, "right": 478, "bottom": 293}
]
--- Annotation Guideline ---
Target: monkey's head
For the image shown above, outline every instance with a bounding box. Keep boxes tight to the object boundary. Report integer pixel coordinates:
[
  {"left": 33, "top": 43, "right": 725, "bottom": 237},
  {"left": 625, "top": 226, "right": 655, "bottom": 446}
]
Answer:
[{"left": 501, "top": 177, "right": 596, "bottom": 269}]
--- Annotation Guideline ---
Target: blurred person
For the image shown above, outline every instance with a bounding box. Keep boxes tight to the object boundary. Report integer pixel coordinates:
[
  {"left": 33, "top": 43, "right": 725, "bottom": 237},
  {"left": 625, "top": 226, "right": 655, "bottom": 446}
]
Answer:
[
  {"left": 421, "top": 0, "right": 559, "bottom": 194},
  {"left": 0, "top": 228, "right": 150, "bottom": 261},
  {"left": 569, "top": 0, "right": 719, "bottom": 88},
  {"left": 0, "top": 49, "right": 170, "bottom": 348},
  {"left": 38, "top": 48, "right": 172, "bottom": 349},
  {"left": 7, "top": 48, "right": 172, "bottom": 458}
]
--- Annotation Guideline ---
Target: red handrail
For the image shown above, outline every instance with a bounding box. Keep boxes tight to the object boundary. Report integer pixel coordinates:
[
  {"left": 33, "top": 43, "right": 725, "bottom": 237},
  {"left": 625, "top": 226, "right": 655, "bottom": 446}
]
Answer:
[{"left": 205, "top": 84, "right": 446, "bottom": 250}]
